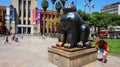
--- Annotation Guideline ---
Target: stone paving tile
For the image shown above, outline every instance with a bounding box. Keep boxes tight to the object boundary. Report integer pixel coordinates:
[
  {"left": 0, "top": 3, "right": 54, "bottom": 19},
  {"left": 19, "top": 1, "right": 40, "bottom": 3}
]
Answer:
[{"left": 0, "top": 36, "right": 120, "bottom": 67}]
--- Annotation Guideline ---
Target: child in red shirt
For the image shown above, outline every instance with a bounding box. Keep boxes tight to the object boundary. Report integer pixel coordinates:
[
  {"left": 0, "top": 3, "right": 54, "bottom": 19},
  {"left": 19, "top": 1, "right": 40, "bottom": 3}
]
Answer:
[{"left": 94, "top": 39, "right": 109, "bottom": 63}]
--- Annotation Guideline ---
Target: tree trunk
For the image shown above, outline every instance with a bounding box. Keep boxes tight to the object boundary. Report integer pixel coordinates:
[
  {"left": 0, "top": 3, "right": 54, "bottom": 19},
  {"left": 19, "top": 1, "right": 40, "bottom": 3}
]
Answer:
[
  {"left": 50, "top": 26, "right": 52, "bottom": 33},
  {"left": 43, "top": 12, "right": 45, "bottom": 34}
]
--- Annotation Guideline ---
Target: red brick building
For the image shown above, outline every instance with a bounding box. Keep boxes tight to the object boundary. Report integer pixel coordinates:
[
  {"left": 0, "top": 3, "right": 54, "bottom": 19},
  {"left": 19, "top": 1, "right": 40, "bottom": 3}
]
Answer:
[{"left": 0, "top": 6, "right": 6, "bottom": 34}]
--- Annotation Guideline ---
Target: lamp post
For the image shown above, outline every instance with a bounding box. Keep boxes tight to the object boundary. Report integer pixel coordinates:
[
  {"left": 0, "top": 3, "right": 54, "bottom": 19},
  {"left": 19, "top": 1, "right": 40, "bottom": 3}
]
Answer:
[
  {"left": 84, "top": 0, "right": 87, "bottom": 12},
  {"left": 84, "top": 0, "right": 94, "bottom": 39},
  {"left": 89, "top": 4, "right": 94, "bottom": 15},
  {"left": 84, "top": 0, "right": 94, "bottom": 13}
]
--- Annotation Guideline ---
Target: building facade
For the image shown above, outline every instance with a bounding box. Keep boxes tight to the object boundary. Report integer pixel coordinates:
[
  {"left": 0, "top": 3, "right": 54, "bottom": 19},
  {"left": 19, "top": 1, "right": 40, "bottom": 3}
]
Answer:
[
  {"left": 39, "top": 10, "right": 62, "bottom": 34},
  {"left": 0, "top": 6, "right": 6, "bottom": 34},
  {"left": 11, "top": 0, "right": 63, "bottom": 35},
  {"left": 101, "top": 2, "right": 120, "bottom": 15},
  {"left": 12, "top": 0, "right": 37, "bottom": 34},
  {"left": 101, "top": 2, "right": 120, "bottom": 34}
]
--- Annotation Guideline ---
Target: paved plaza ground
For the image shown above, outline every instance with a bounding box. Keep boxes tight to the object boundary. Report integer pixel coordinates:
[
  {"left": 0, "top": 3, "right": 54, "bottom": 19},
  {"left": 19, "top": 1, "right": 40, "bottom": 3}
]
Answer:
[{"left": 0, "top": 36, "right": 120, "bottom": 67}]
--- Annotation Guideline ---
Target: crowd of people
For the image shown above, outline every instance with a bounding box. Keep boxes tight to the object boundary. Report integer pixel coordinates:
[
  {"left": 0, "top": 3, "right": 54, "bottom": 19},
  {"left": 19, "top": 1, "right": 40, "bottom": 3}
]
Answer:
[{"left": 4, "top": 34, "right": 23, "bottom": 44}]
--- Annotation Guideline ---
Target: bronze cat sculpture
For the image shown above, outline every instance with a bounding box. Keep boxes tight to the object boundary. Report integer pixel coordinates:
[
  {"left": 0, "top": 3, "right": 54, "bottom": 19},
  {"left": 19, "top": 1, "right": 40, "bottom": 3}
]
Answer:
[{"left": 56, "top": 4, "right": 90, "bottom": 48}]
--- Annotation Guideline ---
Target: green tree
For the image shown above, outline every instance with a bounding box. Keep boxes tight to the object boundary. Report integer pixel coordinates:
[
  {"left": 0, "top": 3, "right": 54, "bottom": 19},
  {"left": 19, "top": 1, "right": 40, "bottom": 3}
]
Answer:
[
  {"left": 46, "top": 19, "right": 53, "bottom": 33},
  {"left": 55, "top": 1, "right": 62, "bottom": 12},
  {"left": 108, "top": 26, "right": 115, "bottom": 37},
  {"left": 90, "top": 12, "right": 120, "bottom": 35},
  {"left": 53, "top": 18, "right": 60, "bottom": 33},
  {"left": 77, "top": 10, "right": 91, "bottom": 25},
  {"left": 60, "top": 0, "right": 67, "bottom": 6},
  {"left": 41, "top": 0, "right": 49, "bottom": 11},
  {"left": 110, "top": 14, "right": 120, "bottom": 26}
]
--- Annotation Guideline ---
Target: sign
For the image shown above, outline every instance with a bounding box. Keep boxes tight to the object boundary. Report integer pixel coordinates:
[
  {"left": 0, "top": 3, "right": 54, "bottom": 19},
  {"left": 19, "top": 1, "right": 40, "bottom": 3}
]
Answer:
[
  {"left": 32, "top": 9, "right": 36, "bottom": 24},
  {"left": 37, "top": 10, "right": 40, "bottom": 24}
]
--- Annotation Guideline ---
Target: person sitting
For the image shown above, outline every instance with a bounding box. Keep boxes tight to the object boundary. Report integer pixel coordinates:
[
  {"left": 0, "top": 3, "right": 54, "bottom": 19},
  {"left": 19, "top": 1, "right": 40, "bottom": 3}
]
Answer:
[{"left": 94, "top": 39, "right": 109, "bottom": 63}]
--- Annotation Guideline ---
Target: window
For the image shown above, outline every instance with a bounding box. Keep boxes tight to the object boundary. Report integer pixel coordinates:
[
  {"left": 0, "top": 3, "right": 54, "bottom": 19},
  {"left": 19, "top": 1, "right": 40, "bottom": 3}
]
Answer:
[
  {"left": 28, "top": 1, "right": 31, "bottom": 17},
  {"left": 18, "top": 20, "right": 21, "bottom": 24},
  {"left": 0, "top": 16, "right": 2, "bottom": 22},
  {"left": 28, "top": 20, "right": 30, "bottom": 25},
  {"left": 19, "top": 0, "right": 22, "bottom": 17},
  {"left": 23, "top": 20, "right": 26, "bottom": 25},
  {"left": 0, "top": 10, "right": 1, "bottom": 14},
  {"left": 24, "top": 1, "right": 26, "bottom": 17}
]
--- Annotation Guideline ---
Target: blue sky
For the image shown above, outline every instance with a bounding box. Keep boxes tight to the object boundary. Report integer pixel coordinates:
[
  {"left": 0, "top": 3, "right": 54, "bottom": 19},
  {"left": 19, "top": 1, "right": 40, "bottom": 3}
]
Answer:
[{"left": 0, "top": 0, "right": 120, "bottom": 12}]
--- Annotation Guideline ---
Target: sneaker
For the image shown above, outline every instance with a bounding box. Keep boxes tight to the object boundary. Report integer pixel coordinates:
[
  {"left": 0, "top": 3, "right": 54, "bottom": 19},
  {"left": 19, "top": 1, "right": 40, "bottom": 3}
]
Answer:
[{"left": 102, "top": 60, "right": 105, "bottom": 64}]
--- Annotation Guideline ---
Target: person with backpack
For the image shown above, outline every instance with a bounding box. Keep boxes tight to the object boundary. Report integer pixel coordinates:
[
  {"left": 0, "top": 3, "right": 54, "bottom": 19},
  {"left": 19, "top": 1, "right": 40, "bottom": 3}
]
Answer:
[{"left": 94, "top": 39, "right": 109, "bottom": 63}]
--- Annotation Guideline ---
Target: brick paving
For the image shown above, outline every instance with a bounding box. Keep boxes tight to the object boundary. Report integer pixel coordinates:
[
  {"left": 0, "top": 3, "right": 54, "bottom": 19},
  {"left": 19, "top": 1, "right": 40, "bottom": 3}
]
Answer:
[{"left": 0, "top": 36, "right": 120, "bottom": 67}]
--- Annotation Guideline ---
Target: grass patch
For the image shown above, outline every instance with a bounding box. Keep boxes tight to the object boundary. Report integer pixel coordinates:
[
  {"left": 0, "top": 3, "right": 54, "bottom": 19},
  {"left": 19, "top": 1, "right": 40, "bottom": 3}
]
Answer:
[{"left": 92, "top": 39, "right": 120, "bottom": 55}]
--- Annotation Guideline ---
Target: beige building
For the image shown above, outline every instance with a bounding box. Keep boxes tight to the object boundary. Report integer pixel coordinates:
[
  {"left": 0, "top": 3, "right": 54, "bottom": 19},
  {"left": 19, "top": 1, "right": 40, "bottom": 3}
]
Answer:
[
  {"left": 12, "top": 0, "right": 37, "bottom": 34},
  {"left": 101, "top": 2, "right": 120, "bottom": 33},
  {"left": 101, "top": 2, "right": 120, "bottom": 15}
]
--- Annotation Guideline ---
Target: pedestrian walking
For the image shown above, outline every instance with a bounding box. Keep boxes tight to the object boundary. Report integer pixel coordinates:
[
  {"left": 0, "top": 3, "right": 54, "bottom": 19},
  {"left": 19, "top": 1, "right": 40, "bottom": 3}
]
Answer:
[
  {"left": 4, "top": 34, "right": 9, "bottom": 44},
  {"left": 11, "top": 34, "right": 15, "bottom": 41},
  {"left": 15, "top": 34, "right": 19, "bottom": 42},
  {"left": 94, "top": 39, "right": 109, "bottom": 63}
]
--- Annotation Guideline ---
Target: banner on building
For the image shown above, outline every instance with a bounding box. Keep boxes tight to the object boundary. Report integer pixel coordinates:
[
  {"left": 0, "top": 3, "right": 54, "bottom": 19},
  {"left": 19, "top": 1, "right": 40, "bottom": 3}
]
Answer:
[
  {"left": 37, "top": 10, "right": 40, "bottom": 24},
  {"left": 5, "top": 7, "right": 10, "bottom": 23},
  {"left": 32, "top": 9, "right": 36, "bottom": 24},
  {"left": 10, "top": 8, "right": 17, "bottom": 23},
  {"left": 6, "top": 7, "right": 10, "bottom": 16}
]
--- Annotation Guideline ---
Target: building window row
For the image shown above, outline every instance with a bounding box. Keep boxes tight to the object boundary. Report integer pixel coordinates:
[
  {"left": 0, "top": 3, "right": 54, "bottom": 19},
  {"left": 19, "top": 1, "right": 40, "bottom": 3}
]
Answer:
[
  {"left": 104, "top": 5, "right": 118, "bottom": 9},
  {"left": 19, "top": 0, "right": 31, "bottom": 17},
  {"left": 0, "top": 10, "right": 1, "bottom": 14},
  {"left": 28, "top": 0, "right": 31, "bottom": 17},
  {"left": 19, "top": 0, "right": 22, "bottom": 17},
  {"left": 0, "top": 16, "right": 2, "bottom": 22},
  {"left": 19, "top": 19, "right": 31, "bottom": 25},
  {"left": 24, "top": 1, "right": 26, "bottom": 17}
]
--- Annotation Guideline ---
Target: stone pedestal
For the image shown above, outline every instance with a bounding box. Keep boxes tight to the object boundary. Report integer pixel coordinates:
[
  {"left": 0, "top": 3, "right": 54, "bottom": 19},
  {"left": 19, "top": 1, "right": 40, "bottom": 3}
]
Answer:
[{"left": 48, "top": 46, "right": 97, "bottom": 67}]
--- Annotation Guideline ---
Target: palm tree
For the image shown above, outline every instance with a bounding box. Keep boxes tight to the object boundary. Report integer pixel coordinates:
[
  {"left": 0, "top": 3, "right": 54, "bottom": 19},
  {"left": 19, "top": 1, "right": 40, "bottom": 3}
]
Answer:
[
  {"left": 51, "top": 0, "right": 56, "bottom": 10},
  {"left": 41, "top": 0, "right": 49, "bottom": 34},
  {"left": 60, "top": 0, "right": 67, "bottom": 6},
  {"left": 51, "top": 0, "right": 56, "bottom": 18},
  {"left": 41, "top": 0, "right": 49, "bottom": 11},
  {"left": 55, "top": 1, "right": 62, "bottom": 17},
  {"left": 55, "top": 1, "right": 62, "bottom": 12}
]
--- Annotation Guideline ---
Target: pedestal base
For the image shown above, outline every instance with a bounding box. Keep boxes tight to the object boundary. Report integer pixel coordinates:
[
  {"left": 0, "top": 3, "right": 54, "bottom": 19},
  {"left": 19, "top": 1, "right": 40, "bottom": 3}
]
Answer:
[{"left": 48, "top": 46, "right": 97, "bottom": 67}]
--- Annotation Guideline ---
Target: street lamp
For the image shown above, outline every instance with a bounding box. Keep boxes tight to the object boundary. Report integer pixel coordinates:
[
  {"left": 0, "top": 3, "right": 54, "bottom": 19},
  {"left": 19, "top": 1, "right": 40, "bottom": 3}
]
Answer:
[
  {"left": 90, "top": 4, "right": 94, "bottom": 14},
  {"left": 84, "top": 0, "right": 94, "bottom": 13},
  {"left": 84, "top": 0, "right": 87, "bottom": 12}
]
